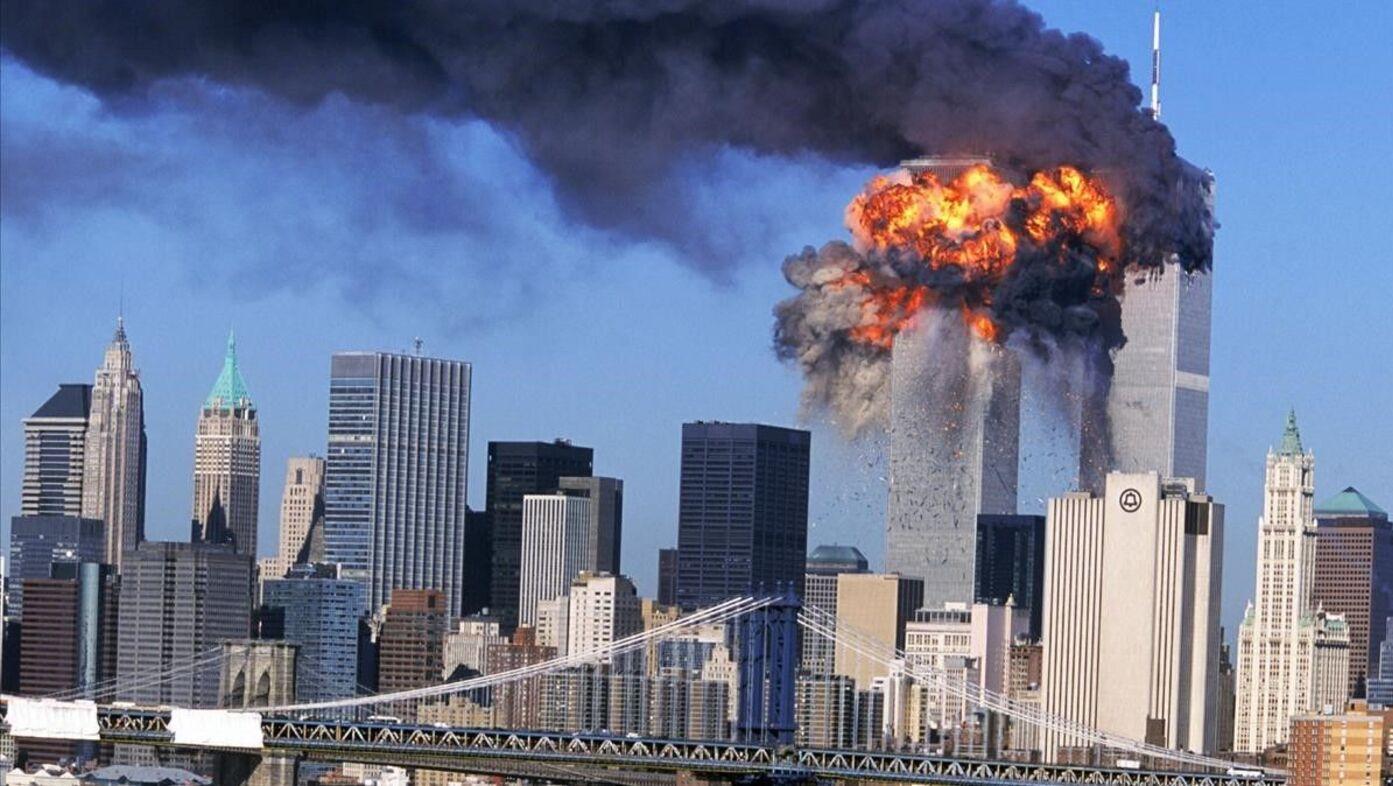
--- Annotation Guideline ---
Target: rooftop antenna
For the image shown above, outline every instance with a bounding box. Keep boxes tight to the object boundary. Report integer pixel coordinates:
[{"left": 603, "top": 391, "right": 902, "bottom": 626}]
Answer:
[
  {"left": 1150, "top": 6, "right": 1162, "bottom": 120},
  {"left": 413, "top": 337, "right": 423, "bottom": 356}
]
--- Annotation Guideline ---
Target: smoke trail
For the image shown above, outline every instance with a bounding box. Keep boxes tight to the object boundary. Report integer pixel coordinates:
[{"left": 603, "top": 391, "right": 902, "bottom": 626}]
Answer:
[{"left": 0, "top": 0, "right": 1211, "bottom": 273}]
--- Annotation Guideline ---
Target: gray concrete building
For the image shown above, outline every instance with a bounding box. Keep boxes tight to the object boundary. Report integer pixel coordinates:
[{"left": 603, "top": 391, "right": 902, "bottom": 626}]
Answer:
[{"left": 324, "top": 351, "right": 472, "bottom": 616}]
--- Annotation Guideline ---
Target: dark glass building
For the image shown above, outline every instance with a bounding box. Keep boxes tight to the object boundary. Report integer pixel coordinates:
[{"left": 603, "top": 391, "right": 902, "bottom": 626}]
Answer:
[
  {"left": 675, "top": 422, "right": 810, "bottom": 610},
  {"left": 974, "top": 514, "right": 1046, "bottom": 640},
  {"left": 1313, "top": 486, "right": 1391, "bottom": 697},
  {"left": 7, "top": 515, "right": 105, "bottom": 618},
  {"left": 657, "top": 547, "right": 678, "bottom": 607},
  {"left": 486, "top": 440, "right": 593, "bottom": 632}
]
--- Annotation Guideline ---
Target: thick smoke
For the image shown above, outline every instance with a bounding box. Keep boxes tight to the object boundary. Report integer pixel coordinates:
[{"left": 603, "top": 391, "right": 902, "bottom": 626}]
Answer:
[{"left": 0, "top": 0, "right": 1211, "bottom": 272}]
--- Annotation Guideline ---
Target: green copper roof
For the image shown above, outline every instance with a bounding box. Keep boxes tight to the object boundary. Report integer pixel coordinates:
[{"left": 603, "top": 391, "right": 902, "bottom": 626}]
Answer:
[
  {"left": 1317, "top": 486, "right": 1387, "bottom": 518},
  {"left": 1278, "top": 408, "right": 1303, "bottom": 455},
  {"left": 205, "top": 330, "right": 253, "bottom": 410}
]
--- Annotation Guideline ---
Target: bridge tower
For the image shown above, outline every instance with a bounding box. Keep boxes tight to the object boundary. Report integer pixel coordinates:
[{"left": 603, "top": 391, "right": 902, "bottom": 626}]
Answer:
[{"left": 736, "top": 588, "right": 801, "bottom": 745}]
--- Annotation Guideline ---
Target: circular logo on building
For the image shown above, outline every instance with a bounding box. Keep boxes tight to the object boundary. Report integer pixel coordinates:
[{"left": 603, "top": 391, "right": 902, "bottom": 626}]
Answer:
[{"left": 1119, "top": 488, "right": 1143, "bottom": 512}]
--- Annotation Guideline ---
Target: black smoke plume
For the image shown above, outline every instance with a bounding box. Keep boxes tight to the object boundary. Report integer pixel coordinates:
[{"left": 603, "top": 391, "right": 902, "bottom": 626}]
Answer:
[{"left": 1, "top": 0, "right": 1211, "bottom": 273}]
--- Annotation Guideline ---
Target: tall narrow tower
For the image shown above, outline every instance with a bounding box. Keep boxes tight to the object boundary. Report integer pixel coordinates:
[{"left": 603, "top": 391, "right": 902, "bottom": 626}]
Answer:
[
  {"left": 192, "top": 331, "right": 261, "bottom": 557},
  {"left": 82, "top": 317, "right": 147, "bottom": 569}
]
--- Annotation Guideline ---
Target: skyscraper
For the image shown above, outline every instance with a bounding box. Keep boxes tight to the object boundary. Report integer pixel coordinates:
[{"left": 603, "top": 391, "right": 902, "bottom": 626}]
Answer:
[
  {"left": 22, "top": 384, "right": 91, "bottom": 518},
  {"left": 557, "top": 476, "right": 624, "bottom": 575},
  {"left": 518, "top": 492, "right": 592, "bottom": 627},
  {"left": 191, "top": 332, "right": 260, "bottom": 557},
  {"left": 82, "top": 317, "right": 147, "bottom": 570},
  {"left": 7, "top": 515, "right": 104, "bottom": 618},
  {"left": 1235, "top": 412, "right": 1352, "bottom": 753},
  {"left": 974, "top": 514, "right": 1046, "bottom": 640},
  {"left": 486, "top": 440, "right": 593, "bottom": 631},
  {"left": 1313, "top": 487, "right": 1391, "bottom": 698},
  {"left": 116, "top": 541, "right": 252, "bottom": 708},
  {"left": 1040, "top": 472, "right": 1223, "bottom": 755},
  {"left": 259, "top": 456, "right": 327, "bottom": 582},
  {"left": 1104, "top": 168, "right": 1214, "bottom": 490},
  {"left": 262, "top": 564, "right": 366, "bottom": 702},
  {"left": 324, "top": 351, "right": 472, "bottom": 616},
  {"left": 675, "top": 422, "right": 811, "bottom": 610},
  {"left": 884, "top": 310, "right": 1020, "bottom": 610},
  {"left": 802, "top": 544, "right": 869, "bottom": 675}
]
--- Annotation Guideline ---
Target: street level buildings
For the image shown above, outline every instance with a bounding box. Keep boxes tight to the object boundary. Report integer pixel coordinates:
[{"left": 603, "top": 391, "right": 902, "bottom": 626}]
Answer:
[
  {"left": 324, "top": 351, "right": 472, "bottom": 616},
  {"left": 116, "top": 542, "right": 252, "bottom": 708},
  {"left": 191, "top": 332, "right": 260, "bottom": 556},
  {"left": 82, "top": 318, "right": 147, "bottom": 570},
  {"left": 1040, "top": 471, "right": 1223, "bottom": 755},
  {"left": 486, "top": 440, "right": 592, "bottom": 632},
  {"left": 1235, "top": 413, "right": 1352, "bottom": 753},
  {"left": 675, "top": 422, "right": 810, "bottom": 610},
  {"left": 22, "top": 384, "right": 91, "bottom": 518},
  {"left": 1313, "top": 487, "right": 1391, "bottom": 698}
]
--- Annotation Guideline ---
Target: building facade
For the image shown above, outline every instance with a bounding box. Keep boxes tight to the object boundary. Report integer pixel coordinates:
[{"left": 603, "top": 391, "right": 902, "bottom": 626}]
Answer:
[
  {"left": 884, "top": 307, "right": 1020, "bottom": 611},
  {"left": 116, "top": 542, "right": 252, "bottom": 708},
  {"left": 675, "top": 422, "right": 810, "bottom": 610},
  {"left": 1288, "top": 704, "right": 1389, "bottom": 786},
  {"left": 974, "top": 514, "right": 1046, "bottom": 640},
  {"left": 22, "top": 384, "right": 91, "bottom": 518},
  {"left": 1235, "top": 412, "right": 1353, "bottom": 753},
  {"left": 557, "top": 476, "right": 624, "bottom": 576},
  {"left": 82, "top": 318, "right": 147, "bottom": 570},
  {"left": 324, "top": 351, "right": 472, "bottom": 616},
  {"left": 566, "top": 573, "right": 641, "bottom": 658},
  {"left": 7, "top": 515, "right": 104, "bottom": 618},
  {"left": 518, "top": 492, "right": 592, "bottom": 627},
  {"left": 485, "top": 440, "right": 593, "bottom": 632},
  {"left": 1040, "top": 472, "right": 1223, "bottom": 755},
  {"left": 802, "top": 544, "right": 869, "bottom": 676},
  {"left": 833, "top": 573, "right": 923, "bottom": 690},
  {"left": 191, "top": 332, "right": 260, "bottom": 557},
  {"left": 261, "top": 565, "right": 366, "bottom": 702},
  {"left": 259, "top": 456, "right": 326, "bottom": 582},
  {"left": 377, "top": 589, "right": 450, "bottom": 699},
  {"left": 657, "top": 548, "right": 678, "bottom": 607},
  {"left": 1313, "top": 487, "right": 1391, "bottom": 698}
]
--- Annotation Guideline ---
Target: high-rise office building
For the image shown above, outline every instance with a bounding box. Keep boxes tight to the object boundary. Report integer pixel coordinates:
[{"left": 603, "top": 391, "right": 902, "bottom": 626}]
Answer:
[
  {"left": 324, "top": 351, "right": 472, "bottom": 616},
  {"left": 974, "top": 514, "right": 1046, "bottom": 640},
  {"left": 486, "top": 440, "right": 593, "bottom": 631},
  {"left": 1314, "top": 487, "right": 1391, "bottom": 698},
  {"left": 7, "top": 515, "right": 104, "bottom": 618},
  {"left": 557, "top": 476, "right": 624, "bottom": 575},
  {"left": 833, "top": 573, "right": 923, "bottom": 690},
  {"left": 657, "top": 548, "right": 678, "bottom": 607},
  {"left": 566, "top": 573, "right": 641, "bottom": 658},
  {"left": 116, "top": 542, "right": 252, "bottom": 707},
  {"left": 1040, "top": 472, "right": 1223, "bottom": 755},
  {"left": 191, "top": 332, "right": 260, "bottom": 557},
  {"left": 377, "top": 589, "right": 450, "bottom": 701},
  {"left": 518, "top": 492, "right": 592, "bottom": 627},
  {"left": 462, "top": 508, "right": 492, "bottom": 617},
  {"left": 884, "top": 310, "right": 1020, "bottom": 610},
  {"left": 82, "top": 317, "right": 147, "bottom": 570},
  {"left": 675, "top": 422, "right": 810, "bottom": 610},
  {"left": 261, "top": 564, "right": 366, "bottom": 702},
  {"left": 1104, "top": 170, "right": 1214, "bottom": 491},
  {"left": 802, "top": 545, "right": 869, "bottom": 676},
  {"left": 22, "top": 384, "right": 91, "bottom": 518},
  {"left": 258, "top": 456, "right": 327, "bottom": 583},
  {"left": 1236, "top": 412, "right": 1353, "bottom": 753}
]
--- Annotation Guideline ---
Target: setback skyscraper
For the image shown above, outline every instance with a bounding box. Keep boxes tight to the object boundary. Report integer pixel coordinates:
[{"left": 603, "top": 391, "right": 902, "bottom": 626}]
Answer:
[
  {"left": 324, "top": 351, "right": 472, "bottom": 616},
  {"left": 191, "top": 332, "right": 260, "bottom": 557},
  {"left": 1234, "top": 412, "right": 1352, "bottom": 753},
  {"left": 486, "top": 440, "right": 593, "bottom": 632},
  {"left": 22, "top": 384, "right": 91, "bottom": 518},
  {"left": 674, "top": 422, "right": 810, "bottom": 610},
  {"left": 82, "top": 317, "right": 147, "bottom": 570}
]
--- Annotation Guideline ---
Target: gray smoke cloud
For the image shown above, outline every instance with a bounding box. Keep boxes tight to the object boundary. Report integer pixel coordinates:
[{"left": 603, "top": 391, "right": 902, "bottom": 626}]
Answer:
[{"left": 0, "top": 0, "right": 1211, "bottom": 275}]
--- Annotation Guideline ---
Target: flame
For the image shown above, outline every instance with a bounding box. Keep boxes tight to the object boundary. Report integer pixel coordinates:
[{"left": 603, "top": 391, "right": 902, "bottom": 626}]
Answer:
[{"left": 832, "top": 163, "right": 1120, "bottom": 348}]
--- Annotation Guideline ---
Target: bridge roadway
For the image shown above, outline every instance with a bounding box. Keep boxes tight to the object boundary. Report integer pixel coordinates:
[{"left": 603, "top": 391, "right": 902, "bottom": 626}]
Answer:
[{"left": 84, "top": 706, "right": 1283, "bottom": 786}]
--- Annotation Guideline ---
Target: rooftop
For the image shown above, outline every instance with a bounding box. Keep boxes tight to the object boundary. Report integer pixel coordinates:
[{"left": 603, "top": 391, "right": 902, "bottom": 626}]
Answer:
[
  {"left": 1317, "top": 486, "right": 1387, "bottom": 518},
  {"left": 807, "top": 544, "right": 869, "bottom": 570},
  {"left": 29, "top": 384, "right": 92, "bottom": 420}
]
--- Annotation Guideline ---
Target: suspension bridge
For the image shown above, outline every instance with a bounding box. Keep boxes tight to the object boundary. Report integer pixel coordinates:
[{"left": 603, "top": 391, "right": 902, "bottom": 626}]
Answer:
[{"left": 2, "top": 595, "right": 1281, "bottom": 786}]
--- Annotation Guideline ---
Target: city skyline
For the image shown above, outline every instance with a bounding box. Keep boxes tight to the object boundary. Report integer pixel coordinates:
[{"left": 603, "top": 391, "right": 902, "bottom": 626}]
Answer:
[{"left": 1, "top": 3, "right": 1390, "bottom": 651}]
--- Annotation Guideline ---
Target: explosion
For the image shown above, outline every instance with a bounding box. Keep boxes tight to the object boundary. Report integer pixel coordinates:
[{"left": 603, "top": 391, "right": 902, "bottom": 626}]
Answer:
[{"left": 775, "top": 161, "right": 1133, "bottom": 433}]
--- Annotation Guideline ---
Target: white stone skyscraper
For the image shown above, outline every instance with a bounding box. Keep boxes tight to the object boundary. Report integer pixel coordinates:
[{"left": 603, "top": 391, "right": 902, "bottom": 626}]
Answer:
[
  {"left": 81, "top": 317, "right": 146, "bottom": 569},
  {"left": 324, "top": 351, "right": 472, "bottom": 616},
  {"left": 1234, "top": 411, "right": 1351, "bottom": 753},
  {"left": 258, "top": 456, "right": 326, "bottom": 582},
  {"left": 191, "top": 331, "right": 261, "bottom": 557},
  {"left": 518, "top": 492, "right": 592, "bottom": 627}
]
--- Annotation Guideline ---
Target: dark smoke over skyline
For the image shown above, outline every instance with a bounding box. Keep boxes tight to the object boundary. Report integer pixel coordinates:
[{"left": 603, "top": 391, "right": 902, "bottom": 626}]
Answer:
[{"left": 2, "top": 0, "right": 1210, "bottom": 274}]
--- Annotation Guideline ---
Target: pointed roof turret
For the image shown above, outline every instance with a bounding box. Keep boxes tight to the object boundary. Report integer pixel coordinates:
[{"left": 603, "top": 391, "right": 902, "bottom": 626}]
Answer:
[
  {"left": 1279, "top": 408, "right": 1303, "bottom": 455},
  {"left": 205, "top": 330, "right": 253, "bottom": 411}
]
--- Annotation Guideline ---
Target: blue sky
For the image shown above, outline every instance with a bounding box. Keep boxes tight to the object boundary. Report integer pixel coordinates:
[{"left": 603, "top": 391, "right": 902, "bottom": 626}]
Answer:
[{"left": 1, "top": 2, "right": 1389, "bottom": 640}]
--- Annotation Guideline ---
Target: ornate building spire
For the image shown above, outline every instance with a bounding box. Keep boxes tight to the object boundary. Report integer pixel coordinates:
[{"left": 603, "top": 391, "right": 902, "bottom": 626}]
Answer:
[
  {"left": 1279, "top": 408, "right": 1304, "bottom": 455},
  {"left": 205, "top": 329, "right": 253, "bottom": 410}
]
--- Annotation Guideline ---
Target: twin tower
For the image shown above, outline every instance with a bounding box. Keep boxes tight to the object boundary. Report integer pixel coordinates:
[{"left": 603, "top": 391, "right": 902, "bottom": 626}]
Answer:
[{"left": 883, "top": 157, "right": 1213, "bottom": 610}]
